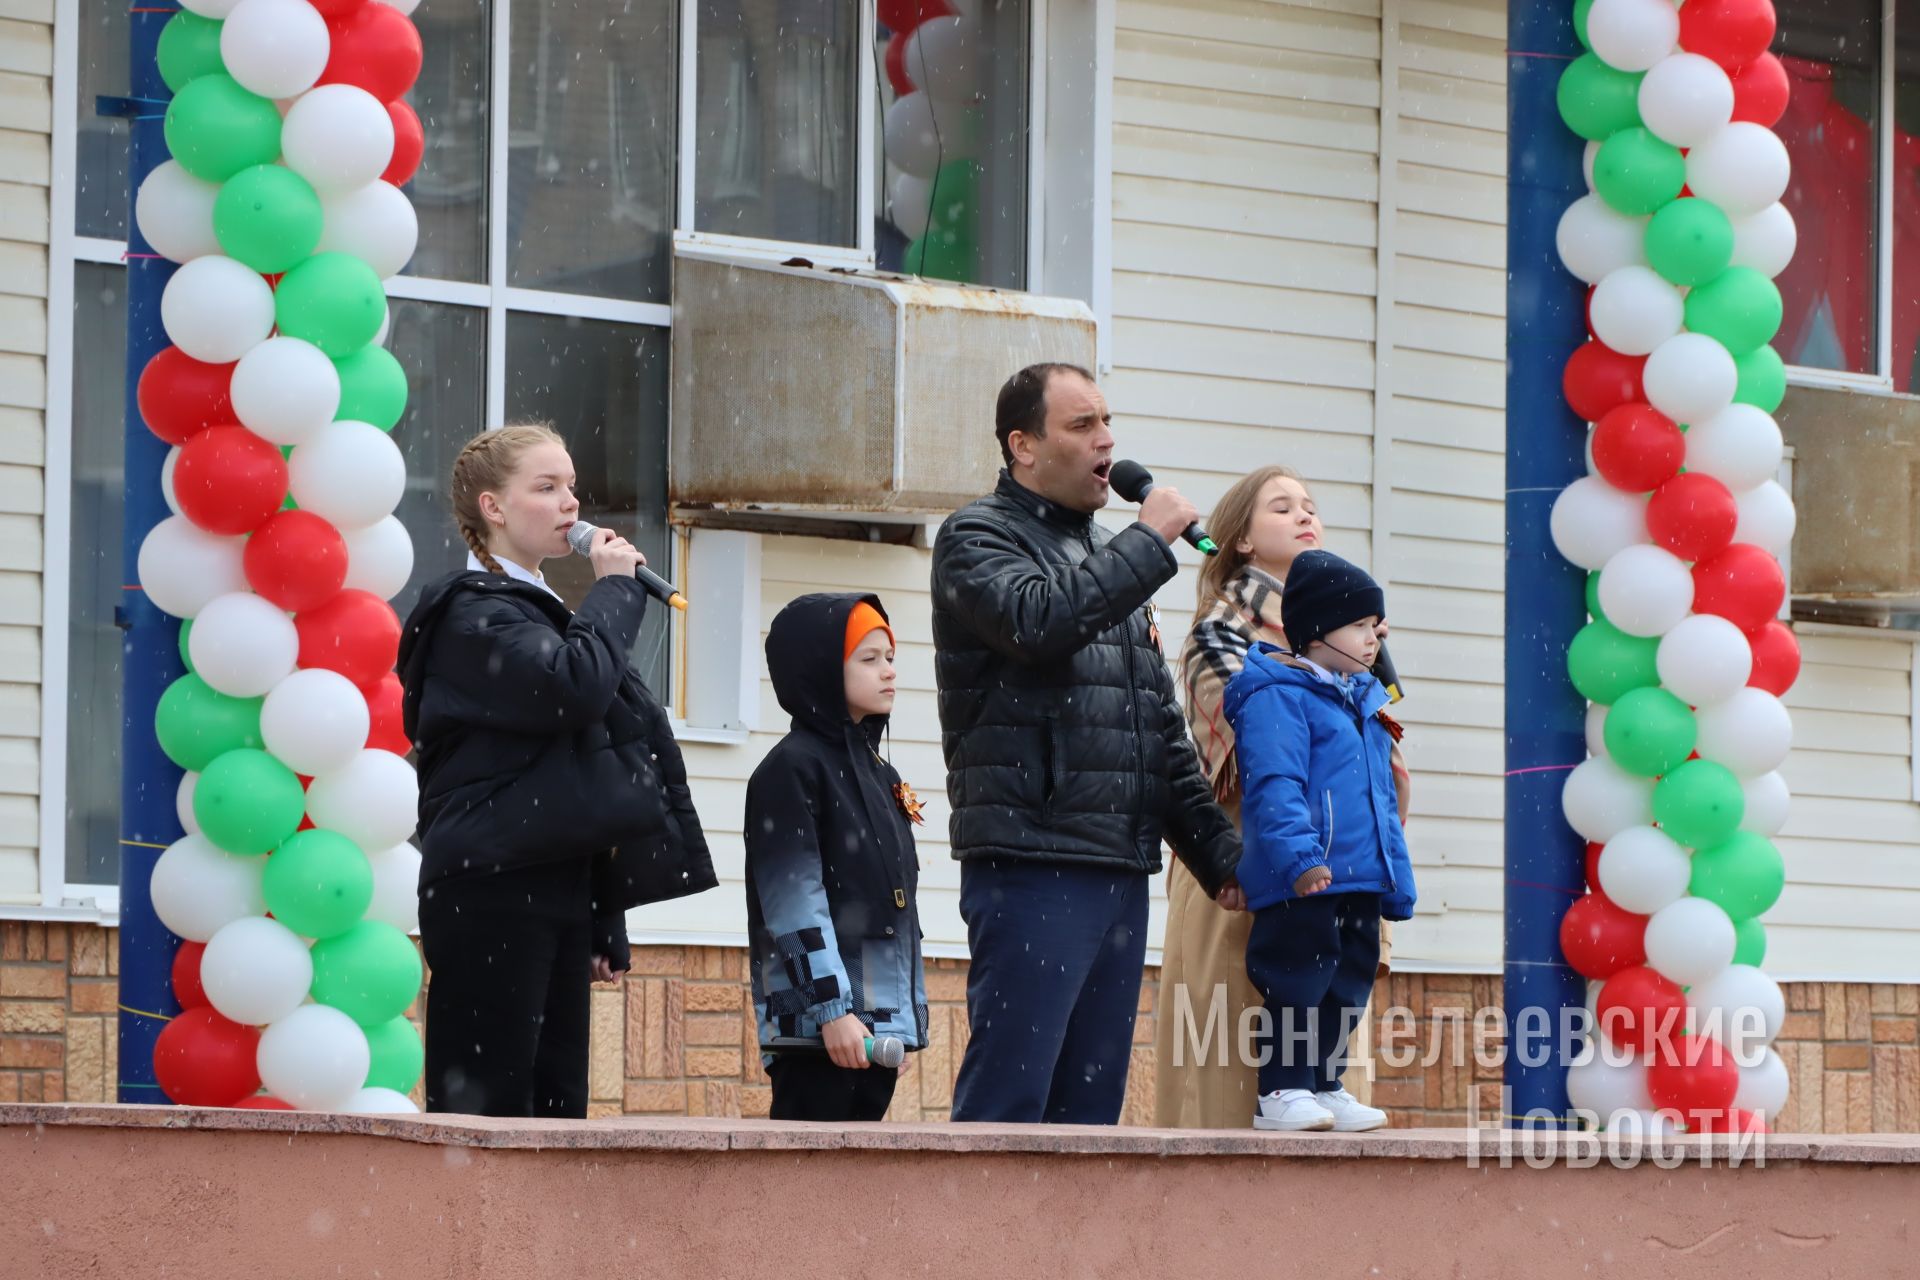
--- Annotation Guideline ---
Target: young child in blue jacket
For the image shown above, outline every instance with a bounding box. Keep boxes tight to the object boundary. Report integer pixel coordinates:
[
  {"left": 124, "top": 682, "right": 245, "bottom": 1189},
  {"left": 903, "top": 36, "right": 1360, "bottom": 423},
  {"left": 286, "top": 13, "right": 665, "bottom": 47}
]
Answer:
[{"left": 1224, "top": 550, "right": 1416, "bottom": 1132}]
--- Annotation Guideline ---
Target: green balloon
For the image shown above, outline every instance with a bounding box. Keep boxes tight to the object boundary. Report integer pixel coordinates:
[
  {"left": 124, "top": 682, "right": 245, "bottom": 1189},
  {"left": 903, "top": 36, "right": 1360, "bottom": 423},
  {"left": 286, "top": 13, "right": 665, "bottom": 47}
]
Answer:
[
  {"left": 1732, "top": 915, "right": 1768, "bottom": 967},
  {"left": 157, "top": 11, "right": 225, "bottom": 94},
  {"left": 1652, "top": 758, "right": 1746, "bottom": 848},
  {"left": 363, "top": 1015, "right": 425, "bottom": 1093},
  {"left": 1593, "top": 127, "right": 1686, "bottom": 216},
  {"left": 155, "top": 673, "right": 263, "bottom": 773},
  {"left": 310, "top": 921, "right": 424, "bottom": 1027},
  {"left": 335, "top": 345, "right": 409, "bottom": 431},
  {"left": 1733, "top": 344, "right": 1787, "bottom": 412},
  {"left": 1557, "top": 54, "right": 1644, "bottom": 143},
  {"left": 1684, "top": 267, "right": 1784, "bottom": 356},
  {"left": 1603, "top": 686, "right": 1697, "bottom": 777},
  {"left": 1586, "top": 570, "right": 1606, "bottom": 622},
  {"left": 163, "top": 74, "right": 282, "bottom": 184},
  {"left": 1644, "top": 198, "right": 1735, "bottom": 287},
  {"left": 1573, "top": 0, "right": 1594, "bottom": 47},
  {"left": 1567, "top": 619, "right": 1659, "bottom": 706},
  {"left": 263, "top": 829, "right": 375, "bottom": 940},
  {"left": 177, "top": 618, "right": 195, "bottom": 674},
  {"left": 1691, "top": 830, "right": 1786, "bottom": 919},
  {"left": 275, "top": 253, "right": 387, "bottom": 357},
  {"left": 213, "top": 165, "right": 323, "bottom": 275},
  {"left": 194, "top": 748, "right": 305, "bottom": 856}
]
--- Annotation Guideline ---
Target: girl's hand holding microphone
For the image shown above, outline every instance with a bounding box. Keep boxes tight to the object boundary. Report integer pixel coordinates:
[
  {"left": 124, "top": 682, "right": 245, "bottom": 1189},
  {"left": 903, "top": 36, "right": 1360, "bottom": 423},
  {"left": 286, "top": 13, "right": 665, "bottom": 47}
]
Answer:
[{"left": 586, "top": 525, "right": 645, "bottom": 580}]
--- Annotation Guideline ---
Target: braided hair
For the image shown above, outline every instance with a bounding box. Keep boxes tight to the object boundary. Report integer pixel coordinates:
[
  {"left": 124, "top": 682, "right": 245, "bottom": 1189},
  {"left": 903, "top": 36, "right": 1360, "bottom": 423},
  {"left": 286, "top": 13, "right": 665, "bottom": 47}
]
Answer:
[{"left": 448, "top": 423, "right": 567, "bottom": 575}]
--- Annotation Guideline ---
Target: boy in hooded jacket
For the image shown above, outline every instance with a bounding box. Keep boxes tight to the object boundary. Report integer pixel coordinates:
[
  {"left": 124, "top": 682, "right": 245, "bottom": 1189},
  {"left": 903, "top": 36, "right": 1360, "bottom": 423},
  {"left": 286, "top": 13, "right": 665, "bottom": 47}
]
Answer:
[{"left": 747, "top": 593, "right": 929, "bottom": 1121}]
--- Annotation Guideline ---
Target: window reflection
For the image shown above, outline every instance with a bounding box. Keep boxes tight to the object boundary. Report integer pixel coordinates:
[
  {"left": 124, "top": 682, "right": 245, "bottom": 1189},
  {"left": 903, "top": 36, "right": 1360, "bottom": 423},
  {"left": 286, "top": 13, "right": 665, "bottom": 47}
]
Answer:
[{"left": 405, "top": 0, "right": 491, "bottom": 283}]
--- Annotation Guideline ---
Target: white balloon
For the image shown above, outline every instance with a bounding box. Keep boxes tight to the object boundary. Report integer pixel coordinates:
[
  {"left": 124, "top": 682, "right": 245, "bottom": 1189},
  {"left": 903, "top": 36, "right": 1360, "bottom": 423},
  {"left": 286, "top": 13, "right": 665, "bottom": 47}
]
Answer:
[
  {"left": 1644, "top": 896, "right": 1736, "bottom": 987},
  {"left": 342, "top": 1086, "right": 420, "bottom": 1114},
  {"left": 262, "top": 668, "right": 372, "bottom": 778},
  {"left": 137, "top": 515, "right": 248, "bottom": 619},
  {"left": 1734, "top": 1046, "right": 1790, "bottom": 1119},
  {"left": 1567, "top": 1052, "right": 1655, "bottom": 1122},
  {"left": 1637, "top": 52, "right": 1734, "bottom": 149},
  {"left": 177, "top": 771, "right": 201, "bottom": 836},
  {"left": 1643, "top": 332, "right": 1737, "bottom": 425},
  {"left": 1687, "top": 964, "right": 1785, "bottom": 1061},
  {"left": 161, "top": 446, "right": 184, "bottom": 517},
  {"left": 1656, "top": 614, "right": 1752, "bottom": 706},
  {"left": 190, "top": 591, "right": 300, "bottom": 698},
  {"left": 1734, "top": 481, "right": 1796, "bottom": 558},
  {"left": 1598, "top": 544, "right": 1695, "bottom": 638},
  {"left": 1555, "top": 194, "right": 1649, "bottom": 285},
  {"left": 1564, "top": 758, "right": 1657, "bottom": 844},
  {"left": 179, "top": 0, "right": 243, "bottom": 15},
  {"left": 365, "top": 842, "right": 422, "bottom": 935},
  {"left": 220, "top": 0, "right": 331, "bottom": 100},
  {"left": 159, "top": 255, "right": 277, "bottom": 364},
  {"left": 1586, "top": 702, "right": 1610, "bottom": 759},
  {"left": 135, "top": 161, "right": 222, "bottom": 264},
  {"left": 306, "top": 750, "right": 418, "bottom": 852},
  {"left": 1685, "top": 404, "right": 1783, "bottom": 493},
  {"left": 374, "top": 303, "right": 392, "bottom": 348},
  {"left": 282, "top": 84, "right": 397, "bottom": 194},
  {"left": 1589, "top": 265, "right": 1684, "bottom": 356},
  {"left": 150, "top": 834, "right": 267, "bottom": 943},
  {"left": 1729, "top": 202, "right": 1797, "bottom": 279},
  {"left": 230, "top": 337, "right": 341, "bottom": 448},
  {"left": 882, "top": 91, "right": 974, "bottom": 179},
  {"left": 1686, "top": 123, "right": 1792, "bottom": 217},
  {"left": 1597, "top": 824, "right": 1690, "bottom": 913},
  {"left": 903, "top": 16, "right": 979, "bottom": 106},
  {"left": 373, "top": 0, "right": 421, "bottom": 13},
  {"left": 1583, "top": 139, "right": 1601, "bottom": 192},
  {"left": 202, "top": 915, "right": 315, "bottom": 1026},
  {"left": 317, "top": 181, "right": 419, "bottom": 279},
  {"left": 258, "top": 1004, "right": 371, "bottom": 1111},
  {"left": 288, "top": 421, "right": 407, "bottom": 530},
  {"left": 888, "top": 168, "right": 934, "bottom": 240},
  {"left": 1587, "top": 0, "right": 1679, "bottom": 72},
  {"left": 343, "top": 516, "right": 416, "bottom": 601},
  {"left": 1740, "top": 771, "right": 1790, "bottom": 836},
  {"left": 1550, "top": 476, "right": 1650, "bottom": 571},
  {"left": 1694, "top": 687, "right": 1792, "bottom": 778},
  {"left": 1611, "top": 1108, "right": 1683, "bottom": 1139}
]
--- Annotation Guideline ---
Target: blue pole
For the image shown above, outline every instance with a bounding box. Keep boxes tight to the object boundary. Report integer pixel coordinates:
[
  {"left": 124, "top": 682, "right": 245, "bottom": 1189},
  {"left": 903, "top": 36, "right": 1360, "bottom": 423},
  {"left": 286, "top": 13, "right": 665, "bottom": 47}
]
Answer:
[
  {"left": 1503, "top": 0, "right": 1588, "bottom": 1127},
  {"left": 114, "top": 0, "right": 184, "bottom": 1103}
]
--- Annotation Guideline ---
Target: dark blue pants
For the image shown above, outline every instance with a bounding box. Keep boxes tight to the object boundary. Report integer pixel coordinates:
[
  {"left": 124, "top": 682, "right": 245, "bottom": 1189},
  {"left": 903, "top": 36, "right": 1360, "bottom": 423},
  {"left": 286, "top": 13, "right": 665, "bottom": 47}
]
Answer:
[
  {"left": 1245, "top": 892, "right": 1381, "bottom": 1095},
  {"left": 951, "top": 859, "right": 1148, "bottom": 1125}
]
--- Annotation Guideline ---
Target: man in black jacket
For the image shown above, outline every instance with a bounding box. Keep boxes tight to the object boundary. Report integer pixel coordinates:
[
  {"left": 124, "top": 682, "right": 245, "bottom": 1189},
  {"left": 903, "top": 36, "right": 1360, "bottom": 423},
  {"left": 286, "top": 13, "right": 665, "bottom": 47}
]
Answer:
[{"left": 934, "top": 362, "right": 1245, "bottom": 1124}]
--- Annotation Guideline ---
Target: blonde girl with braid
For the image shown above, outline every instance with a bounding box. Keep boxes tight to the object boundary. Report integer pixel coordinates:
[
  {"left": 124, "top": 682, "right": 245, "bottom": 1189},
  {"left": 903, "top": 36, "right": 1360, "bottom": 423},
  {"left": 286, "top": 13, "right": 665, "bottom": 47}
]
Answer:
[{"left": 398, "top": 425, "right": 716, "bottom": 1118}]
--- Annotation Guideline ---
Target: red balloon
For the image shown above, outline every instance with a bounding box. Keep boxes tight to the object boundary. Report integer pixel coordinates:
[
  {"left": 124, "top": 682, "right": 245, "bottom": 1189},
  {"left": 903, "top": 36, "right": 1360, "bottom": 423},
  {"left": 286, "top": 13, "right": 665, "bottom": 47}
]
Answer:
[
  {"left": 1592, "top": 404, "right": 1684, "bottom": 492},
  {"left": 1595, "top": 965, "right": 1687, "bottom": 1056},
  {"left": 365, "top": 671, "right": 411, "bottom": 756},
  {"left": 171, "top": 940, "right": 208, "bottom": 1010},
  {"left": 245, "top": 510, "right": 349, "bottom": 613},
  {"left": 233, "top": 1094, "right": 297, "bottom": 1110},
  {"left": 1563, "top": 342, "right": 1647, "bottom": 423},
  {"left": 138, "top": 347, "right": 234, "bottom": 447},
  {"left": 383, "top": 99, "right": 424, "bottom": 186},
  {"left": 1584, "top": 840, "right": 1604, "bottom": 890},
  {"left": 153, "top": 1007, "right": 262, "bottom": 1108},
  {"left": 1746, "top": 618, "right": 1801, "bottom": 695},
  {"left": 1648, "top": 1032, "right": 1740, "bottom": 1125},
  {"left": 1646, "top": 472, "right": 1738, "bottom": 562},
  {"left": 321, "top": 3, "right": 423, "bottom": 102},
  {"left": 295, "top": 588, "right": 401, "bottom": 688},
  {"left": 1693, "top": 543, "right": 1786, "bottom": 633},
  {"left": 884, "top": 33, "right": 916, "bottom": 96},
  {"left": 173, "top": 425, "right": 289, "bottom": 536},
  {"left": 1730, "top": 52, "right": 1790, "bottom": 127},
  {"left": 878, "top": 0, "right": 951, "bottom": 35},
  {"left": 1584, "top": 286, "right": 1597, "bottom": 340},
  {"left": 1679, "top": 0, "right": 1777, "bottom": 71},
  {"left": 1559, "top": 890, "right": 1649, "bottom": 981},
  {"left": 307, "top": 0, "right": 366, "bottom": 14}
]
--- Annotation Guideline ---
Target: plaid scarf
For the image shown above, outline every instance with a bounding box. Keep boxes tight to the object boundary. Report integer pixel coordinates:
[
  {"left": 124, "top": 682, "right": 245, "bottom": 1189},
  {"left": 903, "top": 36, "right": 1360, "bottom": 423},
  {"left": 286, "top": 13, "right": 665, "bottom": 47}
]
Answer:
[{"left": 1179, "top": 566, "right": 1290, "bottom": 806}]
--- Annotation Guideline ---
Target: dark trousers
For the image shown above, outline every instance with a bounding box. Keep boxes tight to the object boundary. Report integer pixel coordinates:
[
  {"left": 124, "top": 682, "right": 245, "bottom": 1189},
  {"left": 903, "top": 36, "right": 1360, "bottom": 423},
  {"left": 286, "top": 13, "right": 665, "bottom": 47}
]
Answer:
[
  {"left": 1245, "top": 892, "right": 1381, "bottom": 1095},
  {"left": 420, "top": 864, "right": 593, "bottom": 1119},
  {"left": 951, "top": 859, "right": 1148, "bottom": 1125},
  {"left": 767, "top": 1053, "right": 899, "bottom": 1121}
]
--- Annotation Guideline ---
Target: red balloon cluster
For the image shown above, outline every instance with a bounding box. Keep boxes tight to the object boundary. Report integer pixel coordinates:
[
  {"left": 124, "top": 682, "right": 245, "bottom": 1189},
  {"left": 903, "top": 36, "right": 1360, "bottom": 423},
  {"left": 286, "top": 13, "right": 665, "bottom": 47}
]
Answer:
[
  {"left": 1595, "top": 966, "right": 1687, "bottom": 1056},
  {"left": 1559, "top": 889, "right": 1648, "bottom": 980},
  {"left": 174, "top": 425, "right": 288, "bottom": 535},
  {"left": 1730, "top": 53, "right": 1790, "bottom": 128},
  {"left": 245, "top": 510, "right": 350, "bottom": 612},
  {"left": 1692, "top": 543, "right": 1786, "bottom": 632},
  {"left": 1648, "top": 1032, "right": 1741, "bottom": 1127},
  {"left": 154, "top": 1006, "right": 262, "bottom": 1107},
  {"left": 1591, "top": 405, "right": 1684, "bottom": 492},
  {"left": 1647, "top": 472, "right": 1738, "bottom": 562},
  {"left": 296, "top": 589, "right": 402, "bottom": 688},
  {"left": 1563, "top": 342, "right": 1646, "bottom": 424},
  {"left": 138, "top": 347, "right": 234, "bottom": 446},
  {"left": 364, "top": 671, "right": 411, "bottom": 756},
  {"left": 1678, "top": 0, "right": 1777, "bottom": 72},
  {"left": 320, "top": 3, "right": 422, "bottom": 103},
  {"left": 171, "top": 940, "right": 208, "bottom": 1010},
  {"left": 1746, "top": 618, "right": 1801, "bottom": 695}
]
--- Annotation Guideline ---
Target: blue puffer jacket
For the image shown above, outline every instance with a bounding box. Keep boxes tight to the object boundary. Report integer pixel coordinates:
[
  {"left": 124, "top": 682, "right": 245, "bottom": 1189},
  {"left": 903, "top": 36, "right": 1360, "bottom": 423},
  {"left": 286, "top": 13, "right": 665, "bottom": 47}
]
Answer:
[{"left": 1223, "top": 643, "right": 1416, "bottom": 918}]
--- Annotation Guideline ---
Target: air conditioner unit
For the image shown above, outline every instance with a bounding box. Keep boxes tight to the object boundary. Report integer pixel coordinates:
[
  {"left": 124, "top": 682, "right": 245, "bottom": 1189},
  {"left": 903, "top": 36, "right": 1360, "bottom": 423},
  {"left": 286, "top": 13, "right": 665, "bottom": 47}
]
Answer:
[{"left": 669, "top": 248, "right": 1097, "bottom": 519}]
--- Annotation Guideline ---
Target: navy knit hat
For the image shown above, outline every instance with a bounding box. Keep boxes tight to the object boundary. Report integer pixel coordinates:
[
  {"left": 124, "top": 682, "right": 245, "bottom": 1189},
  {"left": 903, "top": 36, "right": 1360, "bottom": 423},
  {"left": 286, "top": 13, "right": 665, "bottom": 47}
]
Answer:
[{"left": 1282, "top": 550, "right": 1386, "bottom": 653}]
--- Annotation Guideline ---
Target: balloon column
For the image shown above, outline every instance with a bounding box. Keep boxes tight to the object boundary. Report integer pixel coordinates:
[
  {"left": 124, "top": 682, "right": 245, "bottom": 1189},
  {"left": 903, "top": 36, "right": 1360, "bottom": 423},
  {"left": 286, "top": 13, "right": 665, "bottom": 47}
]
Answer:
[
  {"left": 138, "top": 0, "right": 427, "bottom": 1115},
  {"left": 1553, "top": 0, "right": 1795, "bottom": 1135},
  {"left": 879, "top": 0, "right": 982, "bottom": 280}
]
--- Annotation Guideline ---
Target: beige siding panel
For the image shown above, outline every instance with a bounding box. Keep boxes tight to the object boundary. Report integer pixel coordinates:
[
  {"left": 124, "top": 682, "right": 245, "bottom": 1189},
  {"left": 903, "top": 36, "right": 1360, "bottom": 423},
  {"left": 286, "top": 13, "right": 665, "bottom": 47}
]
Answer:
[
  {"left": 0, "top": 350, "right": 42, "bottom": 408},
  {"left": 0, "top": 731, "right": 34, "bottom": 793},
  {"left": 1113, "top": 272, "right": 1377, "bottom": 344},
  {"left": 0, "top": 621, "right": 33, "bottom": 678},
  {"left": 1125, "top": 0, "right": 1382, "bottom": 59},
  {"left": 0, "top": 127, "right": 46, "bottom": 187},
  {"left": 1105, "top": 367, "right": 1376, "bottom": 436},
  {"left": 1392, "top": 583, "right": 1504, "bottom": 636},
  {"left": 1395, "top": 255, "right": 1506, "bottom": 316},
  {"left": 1394, "top": 534, "right": 1501, "bottom": 592},
  {"left": 1388, "top": 394, "right": 1504, "bottom": 451},
  {"left": 0, "top": 404, "right": 40, "bottom": 463},
  {"left": 1113, "top": 316, "right": 1376, "bottom": 390},
  {"left": 0, "top": 70, "right": 49, "bottom": 134},
  {"left": 1397, "top": 163, "right": 1505, "bottom": 226},
  {"left": 1122, "top": 417, "right": 1376, "bottom": 486},
  {"left": 0, "top": 845, "right": 36, "bottom": 901},
  {"left": 1397, "top": 117, "right": 1505, "bottom": 178},
  {"left": 1113, "top": 220, "right": 1379, "bottom": 296},
  {"left": 0, "top": 239, "right": 45, "bottom": 299},
  {"left": 1393, "top": 490, "right": 1502, "bottom": 545},
  {"left": 1391, "top": 301, "right": 1504, "bottom": 361},
  {"left": 1400, "top": 0, "right": 1506, "bottom": 41},
  {"left": 0, "top": 19, "right": 49, "bottom": 76},
  {"left": 1115, "top": 79, "right": 1381, "bottom": 155},
  {"left": 1115, "top": 30, "right": 1381, "bottom": 110},
  {"left": 1112, "top": 174, "right": 1378, "bottom": 248},
  {"left": 1115, "top": 123, "right": 1379, "bottom": 203},
  {"left": 1397, "top": 21, "right": 1506, "bottom": 82}
]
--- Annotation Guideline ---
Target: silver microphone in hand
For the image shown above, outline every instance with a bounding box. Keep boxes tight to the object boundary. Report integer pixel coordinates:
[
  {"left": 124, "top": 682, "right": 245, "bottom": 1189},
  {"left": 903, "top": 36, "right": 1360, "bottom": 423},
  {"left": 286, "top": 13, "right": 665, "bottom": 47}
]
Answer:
[
  {"left": 864, "top": 1035, "right": 906, "bottom": 1068},
  {"left": 565, "top": 519, "right": 688, "bottom": 611}
]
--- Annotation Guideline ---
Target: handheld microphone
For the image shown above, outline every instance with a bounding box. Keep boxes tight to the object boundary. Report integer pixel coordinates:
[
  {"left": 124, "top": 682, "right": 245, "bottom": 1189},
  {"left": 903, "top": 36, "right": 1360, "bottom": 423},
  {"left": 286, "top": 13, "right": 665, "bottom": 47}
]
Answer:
[
  {"left": 864, "top": 1036, "right": 906, "bottom": 1068},
  {"left": 1373, "top": 641, "right": 1405, "bottom": 704},
  {"left": 1107, "top": 460, "right": 1219, "bottom": 556},
  {"left": 566, "top": 519, "right": 688, "bottom": 611}
]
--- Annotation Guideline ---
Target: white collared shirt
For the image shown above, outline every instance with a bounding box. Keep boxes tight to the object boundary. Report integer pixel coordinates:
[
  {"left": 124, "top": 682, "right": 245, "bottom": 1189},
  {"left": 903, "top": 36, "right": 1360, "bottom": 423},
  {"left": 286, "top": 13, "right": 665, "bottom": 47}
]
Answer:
[{"left": 467, "top": 550, "right": 562, "bottom": 602}]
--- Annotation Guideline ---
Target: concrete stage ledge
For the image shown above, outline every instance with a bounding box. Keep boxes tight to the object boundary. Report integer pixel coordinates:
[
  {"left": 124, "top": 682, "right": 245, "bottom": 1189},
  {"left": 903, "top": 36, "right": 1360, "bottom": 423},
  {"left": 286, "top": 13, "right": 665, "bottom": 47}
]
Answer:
[{"left": 4, "top": 1105, "right": 1917, "bottom": 1279}]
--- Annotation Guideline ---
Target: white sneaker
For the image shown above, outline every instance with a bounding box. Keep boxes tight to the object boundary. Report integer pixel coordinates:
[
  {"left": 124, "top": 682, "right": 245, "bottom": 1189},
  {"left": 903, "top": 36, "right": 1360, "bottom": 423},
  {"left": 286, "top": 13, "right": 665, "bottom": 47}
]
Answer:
[
  {"left": 1314, "top": 1088, "right": 1388, "bottom": 1132},
  {"left": 1253, "top": 1089, "right": 1335, "bottom": 1131}
]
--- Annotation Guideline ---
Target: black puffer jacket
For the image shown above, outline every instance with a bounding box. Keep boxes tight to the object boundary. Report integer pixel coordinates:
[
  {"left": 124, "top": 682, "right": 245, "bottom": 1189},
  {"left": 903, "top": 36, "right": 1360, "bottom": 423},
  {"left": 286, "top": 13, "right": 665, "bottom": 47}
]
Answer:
[
  {"left": 399, "top": 571, "right": 718, "bottom": 925},
  {"left": 930, "top": 471, "right": 1241, "bottom": 895}
]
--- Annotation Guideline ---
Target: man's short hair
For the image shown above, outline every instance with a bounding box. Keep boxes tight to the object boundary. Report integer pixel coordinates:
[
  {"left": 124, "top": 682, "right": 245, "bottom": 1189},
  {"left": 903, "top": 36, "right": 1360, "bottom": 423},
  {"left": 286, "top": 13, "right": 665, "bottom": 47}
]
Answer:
[{"left": 994, "top": 362, "right": 1095, "bottom": 467}]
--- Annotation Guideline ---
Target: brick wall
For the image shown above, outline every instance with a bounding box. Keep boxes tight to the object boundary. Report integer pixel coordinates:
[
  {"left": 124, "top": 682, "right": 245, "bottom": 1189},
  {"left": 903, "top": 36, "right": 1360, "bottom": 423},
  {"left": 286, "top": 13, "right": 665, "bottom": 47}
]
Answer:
[{"left": 6, "top": 923, "right": 1917, "bottom": 1131}]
